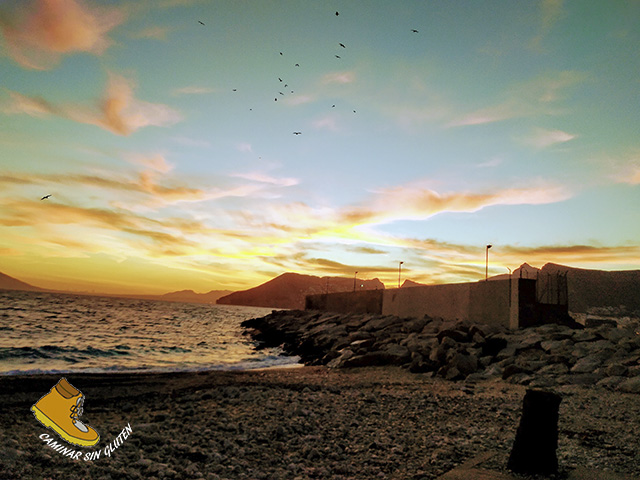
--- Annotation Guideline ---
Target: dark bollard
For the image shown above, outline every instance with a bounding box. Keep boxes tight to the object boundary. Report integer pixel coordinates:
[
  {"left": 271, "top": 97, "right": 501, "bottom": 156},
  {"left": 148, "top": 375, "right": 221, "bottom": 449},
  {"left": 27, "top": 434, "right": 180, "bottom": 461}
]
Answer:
[{"left": 507, "top": 389, "right": 562, "bottom": 475}]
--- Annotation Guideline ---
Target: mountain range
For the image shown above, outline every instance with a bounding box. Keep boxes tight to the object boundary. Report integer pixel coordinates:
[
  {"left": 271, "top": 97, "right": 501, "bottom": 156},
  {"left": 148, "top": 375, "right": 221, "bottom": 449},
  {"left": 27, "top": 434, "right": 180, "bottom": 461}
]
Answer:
[
  {"left": 216, "top": 272, "right": 384, "bottom": 309},
  {"left": 2, "top": 263, "right": 639, "bottom": 314}
]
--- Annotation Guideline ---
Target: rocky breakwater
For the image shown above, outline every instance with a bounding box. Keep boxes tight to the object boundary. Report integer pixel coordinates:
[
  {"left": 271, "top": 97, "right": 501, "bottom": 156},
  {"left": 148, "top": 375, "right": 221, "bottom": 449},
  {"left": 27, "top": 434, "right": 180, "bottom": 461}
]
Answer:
[{"left": 242, "top": 310, "right": 640, "bottom": 393}]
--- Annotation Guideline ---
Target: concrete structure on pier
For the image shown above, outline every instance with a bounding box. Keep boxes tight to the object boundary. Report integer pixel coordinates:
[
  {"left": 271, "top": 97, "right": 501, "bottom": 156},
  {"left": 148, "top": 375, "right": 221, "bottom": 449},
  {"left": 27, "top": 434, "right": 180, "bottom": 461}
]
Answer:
[{"left": 306, "top": 276, "right": 569, "bottom": 329}]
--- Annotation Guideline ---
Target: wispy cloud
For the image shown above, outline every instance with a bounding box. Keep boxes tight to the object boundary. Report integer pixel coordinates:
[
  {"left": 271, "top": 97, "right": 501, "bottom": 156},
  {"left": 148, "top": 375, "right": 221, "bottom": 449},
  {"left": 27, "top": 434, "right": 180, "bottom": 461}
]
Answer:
[
  {"left": 611, "top": 164, "right": 640, "bottom": 185},
  {"left": 531, "top": 0, "right": 565, "bottom": 51},
  {"left": 172, "top": 86, "right": 216, "bottom": 95},
  {"left": 337, "top": 181, "right": 571, "bottom": 226},
  {"left": 521, "top": 127, "right": 577, "bottom": 148},
  {"left": 129, "top": 25, "right": 172, "bottom": 41},
  {"left": 476, "top": 157, "right": 503, "bottom": 168},
  {"left": 312, "top": 115, "right": 339, "bottom": 131},
  {"left": 322, "top": 71, "right": 356, "bottom": 85},
  {"left": 230, "top": 172, "right": 298, "bottom": 187},
  {"left": 128, "top": 154, "right": 174, "bottom": 173},
  {"left": 0, "top": 0, "right": 125, "bottom": 70},
  {"left": 236, "top": 143, "right": 253, "bottom": 153},
  {"left": 3, "top": 73, "right": 182, "bottom": 135},
  {"left": 448, "top": 71, "right": 586, "bottom": 127}
]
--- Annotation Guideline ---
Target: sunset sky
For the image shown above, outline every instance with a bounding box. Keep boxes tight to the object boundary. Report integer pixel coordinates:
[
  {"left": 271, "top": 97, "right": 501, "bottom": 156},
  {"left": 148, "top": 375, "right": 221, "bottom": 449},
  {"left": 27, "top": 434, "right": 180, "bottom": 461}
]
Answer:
[{"left": 1, "top": 0, "right": 639, "bottom": 294}]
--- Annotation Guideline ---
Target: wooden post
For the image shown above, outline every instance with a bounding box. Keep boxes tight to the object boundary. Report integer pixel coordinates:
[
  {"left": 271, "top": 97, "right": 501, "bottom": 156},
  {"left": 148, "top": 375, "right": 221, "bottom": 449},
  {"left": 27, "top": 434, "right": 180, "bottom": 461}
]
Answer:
[{"left": 507, "top": 389, "right": 562, "bottom": 475}]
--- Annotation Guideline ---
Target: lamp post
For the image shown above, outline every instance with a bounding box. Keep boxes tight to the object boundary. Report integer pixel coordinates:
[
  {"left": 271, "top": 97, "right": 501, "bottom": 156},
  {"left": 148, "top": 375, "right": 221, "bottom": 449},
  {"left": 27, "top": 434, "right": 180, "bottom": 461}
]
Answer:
[
  {"left": 353, "top": 271, "right": 358, "bottom": 292},
  {"left": 485, "top": 245, "right": 492, "bottom": 281},
  {"left": 398, "top": 261, "right": 404, "bottom": 288}
]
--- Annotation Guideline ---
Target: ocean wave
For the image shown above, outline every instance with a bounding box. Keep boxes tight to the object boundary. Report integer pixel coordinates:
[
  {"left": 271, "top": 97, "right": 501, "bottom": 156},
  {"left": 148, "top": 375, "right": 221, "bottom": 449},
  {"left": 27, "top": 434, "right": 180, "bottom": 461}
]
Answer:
[{"left": 0, "top": 345, "right": 134, "bottom": 360}]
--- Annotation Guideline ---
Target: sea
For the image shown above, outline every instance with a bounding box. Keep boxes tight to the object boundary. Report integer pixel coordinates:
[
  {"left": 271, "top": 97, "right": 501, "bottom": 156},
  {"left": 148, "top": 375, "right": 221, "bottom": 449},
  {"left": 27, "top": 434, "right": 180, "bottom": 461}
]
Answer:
[{"left": 0, "top": 289, "right": 300, "bottom": 376}]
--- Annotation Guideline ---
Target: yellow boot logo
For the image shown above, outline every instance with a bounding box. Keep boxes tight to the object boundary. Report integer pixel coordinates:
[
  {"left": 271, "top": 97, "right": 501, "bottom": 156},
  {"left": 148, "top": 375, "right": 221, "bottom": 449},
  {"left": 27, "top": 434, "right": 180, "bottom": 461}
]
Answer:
[{"left": 31, "top": 378, "right": 100, "bottom": 447}]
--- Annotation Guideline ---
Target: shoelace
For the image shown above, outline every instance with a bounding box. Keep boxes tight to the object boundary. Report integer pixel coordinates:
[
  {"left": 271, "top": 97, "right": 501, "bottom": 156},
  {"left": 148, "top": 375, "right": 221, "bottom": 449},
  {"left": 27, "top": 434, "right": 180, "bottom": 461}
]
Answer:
[{"left": 70, "top": 398, "right": 84, "bottom": 420}]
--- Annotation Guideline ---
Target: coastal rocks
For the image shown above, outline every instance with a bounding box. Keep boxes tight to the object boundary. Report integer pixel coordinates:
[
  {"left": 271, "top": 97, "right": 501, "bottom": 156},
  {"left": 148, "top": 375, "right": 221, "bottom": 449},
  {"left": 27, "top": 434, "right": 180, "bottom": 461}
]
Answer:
[{"left": 242, "top": 310, "right": 640, "bottom": 392}]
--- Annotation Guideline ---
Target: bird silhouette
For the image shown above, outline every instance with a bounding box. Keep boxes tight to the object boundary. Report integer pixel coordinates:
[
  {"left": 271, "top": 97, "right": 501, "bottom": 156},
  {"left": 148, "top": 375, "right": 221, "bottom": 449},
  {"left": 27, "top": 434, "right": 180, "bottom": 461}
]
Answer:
[
  {"left": 198, "top": 21, "right": 205, "bottom": 25},
  {"left": 411, "top": 29, "right": 419, "bottom": 33},
  {"left": 335, "top": 11, "right": 339, "bottom": 16},
  {"left": 293, "top": 132, "right": 302, "bottom": 135},
  {"left": 339, "top": 43, "right": 346, "bottom": 48},
  {"left": 279, "top": 52, "right": 283, "bottom": 55},
  {"left": 295, "top": 63, "right": 300, "bottom": 67},
  {"left": 40, "top": 194, "right": 51, "bottom": 200},
  {"left": 274, "top": 98, "right": 277, "bottom": 101},
  {"left": 279, "top": 77, "right": 283, "bottom": 82},
  {"left": 279, "top": 92, "right": 284, "bottom": 95},
  {"left": 332, "top": 104, "right": 335, "bottom": 108},
  {"left": 335, "top": 55, "right": 341, "bottom": 58}
]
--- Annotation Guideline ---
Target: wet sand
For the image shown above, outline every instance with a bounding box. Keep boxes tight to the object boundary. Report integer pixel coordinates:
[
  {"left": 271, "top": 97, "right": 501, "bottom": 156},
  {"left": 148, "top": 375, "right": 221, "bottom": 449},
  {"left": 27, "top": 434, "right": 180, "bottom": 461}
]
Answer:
[{"left": 1, "top": 366, "right": 638, "bottom": 479}]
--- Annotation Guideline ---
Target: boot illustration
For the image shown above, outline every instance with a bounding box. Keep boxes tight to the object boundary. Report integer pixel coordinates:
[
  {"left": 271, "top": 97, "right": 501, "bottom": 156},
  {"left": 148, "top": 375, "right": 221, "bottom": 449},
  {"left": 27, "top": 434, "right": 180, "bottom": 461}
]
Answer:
[{"left": 31, "top": 377, "right": 100, "bottom": 447}]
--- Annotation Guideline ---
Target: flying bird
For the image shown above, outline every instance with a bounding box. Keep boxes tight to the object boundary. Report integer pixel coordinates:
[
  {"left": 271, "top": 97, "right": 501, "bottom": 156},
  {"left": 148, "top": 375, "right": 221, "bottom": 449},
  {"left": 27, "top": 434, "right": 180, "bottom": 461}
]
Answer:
[
  {"left": 279, "top": 77, "right": 283, "bottom": 82},
  {"left": 293, "top": 132, "right": 302, "bottom": 135},
  {"left": 198, "top": 21, "right": 205, "bottom": 25},
  {"left": 279, "top": 52, "right": 283, "bottom": 55},
  {"left": 279, "top": 92, "right": 284, "bottom": 95},
  {"left": 40, "top": 194, "right": 51, "bottom": 200},
  {"left": 332, "top": 104, "right": 335, "bottom": 108},
  {"left": 411, "top": 29, "right": 419, "bottom": 33},
  {"left": 335, "top": 55, "right": 341, "bottom": 58},
  {"left": 295, "top": 63, "right": 300, "bottom": 67},
  {"left": 339, "top": 43, "right": 346, "bottom": 48},
  {"left": 335, "top": 11, "right": 339, "bottom": 16}
]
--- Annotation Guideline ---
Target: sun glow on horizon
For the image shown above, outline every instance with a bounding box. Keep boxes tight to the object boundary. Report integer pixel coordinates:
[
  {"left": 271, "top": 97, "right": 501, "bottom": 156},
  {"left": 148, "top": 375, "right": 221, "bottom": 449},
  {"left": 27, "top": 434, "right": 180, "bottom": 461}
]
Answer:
[{"left": 1, "top": 0, "right": 639, "bottom": 294}]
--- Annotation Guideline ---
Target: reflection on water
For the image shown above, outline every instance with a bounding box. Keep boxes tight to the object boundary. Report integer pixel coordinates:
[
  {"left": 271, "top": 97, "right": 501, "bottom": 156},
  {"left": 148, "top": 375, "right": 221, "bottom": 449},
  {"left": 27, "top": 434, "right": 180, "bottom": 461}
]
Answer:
[{"left": 0, "top": 290, "right": 298, "bottom": 375}]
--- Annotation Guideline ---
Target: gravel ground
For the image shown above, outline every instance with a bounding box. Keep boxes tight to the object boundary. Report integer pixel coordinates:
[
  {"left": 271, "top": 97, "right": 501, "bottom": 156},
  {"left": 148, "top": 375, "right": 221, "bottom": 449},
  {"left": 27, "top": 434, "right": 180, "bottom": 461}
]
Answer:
[{"left": 1, "top": 366, "right": 638, "bottom": 479}]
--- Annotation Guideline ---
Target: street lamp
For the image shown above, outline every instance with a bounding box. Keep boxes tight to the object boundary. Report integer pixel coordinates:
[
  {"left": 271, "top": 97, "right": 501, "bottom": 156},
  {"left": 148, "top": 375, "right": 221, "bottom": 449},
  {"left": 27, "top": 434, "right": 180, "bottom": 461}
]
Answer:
[
  {"left": 353, "top": 271, "right": 358, "bottom": 292},
  {"left": 398, "top": 261, "right": 404, "bottom": 288},
  {"left": 485, "top": 245, "right": 492, "bottom": 281}
]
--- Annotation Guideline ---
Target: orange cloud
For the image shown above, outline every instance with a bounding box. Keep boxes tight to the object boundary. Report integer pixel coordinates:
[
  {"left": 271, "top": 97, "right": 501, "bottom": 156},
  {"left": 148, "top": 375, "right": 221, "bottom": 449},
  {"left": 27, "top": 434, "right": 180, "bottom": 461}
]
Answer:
[
  {"left": 0, "top": 0, "right": 125, "bottom": 70},
  {"left": 338, "top": 182, "right": 571, "bottom": 226},
  {"left": 3, "top": 73, "right": 182, "bottom": 135}
]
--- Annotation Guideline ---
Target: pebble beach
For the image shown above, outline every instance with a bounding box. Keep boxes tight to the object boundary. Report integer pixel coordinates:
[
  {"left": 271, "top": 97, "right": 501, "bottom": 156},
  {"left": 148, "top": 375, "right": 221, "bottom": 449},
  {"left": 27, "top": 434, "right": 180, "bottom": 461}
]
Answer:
[{"left": 1, "top": 365, "right": 639, "bottom": 480}]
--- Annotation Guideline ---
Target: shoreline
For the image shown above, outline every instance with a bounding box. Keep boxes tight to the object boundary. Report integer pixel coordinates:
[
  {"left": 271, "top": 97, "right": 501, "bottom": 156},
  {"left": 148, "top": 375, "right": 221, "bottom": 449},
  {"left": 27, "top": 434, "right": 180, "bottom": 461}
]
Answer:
[{"left": 3, "top": 366, "right": 639, "bottom": 479}]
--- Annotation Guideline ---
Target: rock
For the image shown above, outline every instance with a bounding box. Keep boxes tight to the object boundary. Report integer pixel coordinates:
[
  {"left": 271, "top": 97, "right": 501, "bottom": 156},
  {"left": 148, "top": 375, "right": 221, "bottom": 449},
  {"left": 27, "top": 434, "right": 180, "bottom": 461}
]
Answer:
[
  {"left": 440, "top": 336, "right": 459, "bottom": 349},
  {"left": 429, "top": 344, "right": 447, "bottom": 364},
  {"left": 481, "top": 336, "right": 508, "bottom": 357},
  {"left": 349, "top": 338, "right": 375, "bottom": 353},
  {"left": 326, "top": 349, "right": 355, "bottom": 368},
  {"left": 383, "top": 344, "right": 411, "bottom": 364},
  {"left": 503, "top": 364, "right": 527, "bottom": 380},
  {"left": 604, "top": 363, "right": 629, "bottom": 377},
  {"left": 408, "top": 353, "right": 437, "bottom": 373},
  {"left": 617, "top": 376, "right": 640, "bottom": 394},
  {"left": 402, "top": 317, "right": 431, "bottom": 333},
  {"left": 584, "top": 318, "right": 617, "bottom": 328},
  {"left": 572, "top": 330, "right": 599, "bottom": 342},
  {"left": 566, "top": 373, "right": 605, "bottom": 385},
  {"left": 538, "top": 363, "right": 569, "bottom": 376},
  {"left": 448, "top": 352, "right": 478, "bottom": 378},
  {"left": 341, "top": 351, "right": 398, "bottom": 368},
  {"left": 540, "top": 340, "right": 566, "bottom": 353},
  {"left": 596, "top": 376, "right": 626, "bottom": 389},
  {"left": 570, "top": 355, "right": 604, "bottom": 374},
  {"left": 437, "top": 329, "right": 468, "bottom": 343},
  {"left": 515, "top": 332, "right": 544, "bottom": 351}
]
